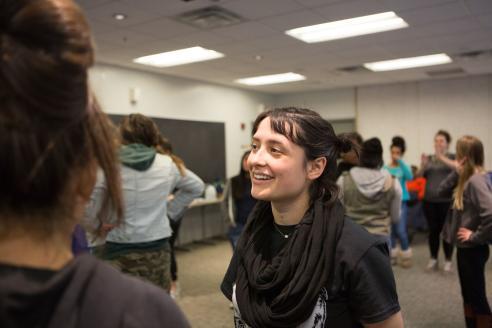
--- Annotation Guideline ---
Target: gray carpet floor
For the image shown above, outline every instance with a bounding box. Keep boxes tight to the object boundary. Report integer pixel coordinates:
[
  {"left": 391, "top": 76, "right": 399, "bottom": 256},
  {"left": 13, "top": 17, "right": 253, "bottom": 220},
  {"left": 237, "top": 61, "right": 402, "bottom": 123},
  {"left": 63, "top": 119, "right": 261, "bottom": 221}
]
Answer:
[{"left": 175, "top": 234, "right": 492, "bottom": 327}]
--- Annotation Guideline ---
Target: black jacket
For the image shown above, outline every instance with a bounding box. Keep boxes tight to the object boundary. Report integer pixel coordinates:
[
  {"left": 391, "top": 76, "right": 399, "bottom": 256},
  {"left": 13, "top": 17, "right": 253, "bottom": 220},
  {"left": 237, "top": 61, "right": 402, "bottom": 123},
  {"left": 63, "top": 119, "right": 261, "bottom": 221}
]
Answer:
[{"left": 0, "top": 254, "right": 190, "bottom": 328}]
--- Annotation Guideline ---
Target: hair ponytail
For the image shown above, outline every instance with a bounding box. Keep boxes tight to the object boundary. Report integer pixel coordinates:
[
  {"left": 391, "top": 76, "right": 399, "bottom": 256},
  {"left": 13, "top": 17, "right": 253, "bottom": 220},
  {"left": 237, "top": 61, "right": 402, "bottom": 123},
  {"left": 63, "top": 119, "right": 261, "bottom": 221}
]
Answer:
[{"left": 453, "top": 136, "right": 484, "bottom": 210}]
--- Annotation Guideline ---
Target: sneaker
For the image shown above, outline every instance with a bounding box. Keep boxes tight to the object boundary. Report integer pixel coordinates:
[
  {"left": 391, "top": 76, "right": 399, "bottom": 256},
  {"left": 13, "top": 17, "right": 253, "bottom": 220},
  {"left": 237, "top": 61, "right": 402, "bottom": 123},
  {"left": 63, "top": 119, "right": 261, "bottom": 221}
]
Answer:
[
  {"left": 170, "top": 281, "right": 180, "bottom": 299},
  {"left": 443, "top": 260, "right": 453, "bottom": 273},
  {"left": 390, "top": 248, "right": 399, "bottom": 266},
  {"left": 399, "top": 248, "right": 413, "bottom": 268},
  {"left": 426, "top": 258, "right": 438, "bottom": 271}
]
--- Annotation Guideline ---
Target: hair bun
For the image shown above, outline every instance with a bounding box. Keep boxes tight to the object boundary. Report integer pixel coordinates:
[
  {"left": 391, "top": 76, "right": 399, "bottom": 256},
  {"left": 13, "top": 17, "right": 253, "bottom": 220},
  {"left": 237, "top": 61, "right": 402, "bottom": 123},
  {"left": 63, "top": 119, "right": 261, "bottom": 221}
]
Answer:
[
  {"left": 337, "top": 137, "right": 353, "bottom": 153},
  {"left": 391, "top": 136, "right": 406, "bottom": 154}
]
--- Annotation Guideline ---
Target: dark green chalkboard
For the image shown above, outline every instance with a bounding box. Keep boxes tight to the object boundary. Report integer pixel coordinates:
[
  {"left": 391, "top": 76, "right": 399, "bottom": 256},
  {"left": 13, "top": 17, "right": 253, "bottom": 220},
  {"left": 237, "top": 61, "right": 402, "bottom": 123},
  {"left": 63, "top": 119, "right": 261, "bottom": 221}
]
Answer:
[{"left": 109, "top": 114, "right": 226, "bottom": 183}]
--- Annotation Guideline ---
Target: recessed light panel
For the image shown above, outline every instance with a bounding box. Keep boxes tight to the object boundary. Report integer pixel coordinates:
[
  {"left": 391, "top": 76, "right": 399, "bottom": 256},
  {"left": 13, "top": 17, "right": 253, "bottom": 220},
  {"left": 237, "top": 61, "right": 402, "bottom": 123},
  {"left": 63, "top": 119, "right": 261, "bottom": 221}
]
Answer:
[
  {"left": 364, "top": 54, "right": 452, "bottom": 72},
  {"left": 133, "top": 46, "right": 224, "bottom": 67},
  {"left": 113, "top": 13, "right": 127, "bottom": 20},
  {"left": 285, "top": 12, "right": 408, "bottom": 43},
  {"left": 235, "top": 73, "right": 306, "bottom": 86}
]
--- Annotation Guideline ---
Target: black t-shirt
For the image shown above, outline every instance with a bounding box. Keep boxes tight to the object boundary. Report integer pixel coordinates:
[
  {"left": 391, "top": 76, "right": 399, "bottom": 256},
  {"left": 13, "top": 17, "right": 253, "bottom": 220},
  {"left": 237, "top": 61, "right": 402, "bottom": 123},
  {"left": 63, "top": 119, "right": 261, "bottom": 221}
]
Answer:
[{"left": 221, "top": 219, "right": 400, "bottom": 327}]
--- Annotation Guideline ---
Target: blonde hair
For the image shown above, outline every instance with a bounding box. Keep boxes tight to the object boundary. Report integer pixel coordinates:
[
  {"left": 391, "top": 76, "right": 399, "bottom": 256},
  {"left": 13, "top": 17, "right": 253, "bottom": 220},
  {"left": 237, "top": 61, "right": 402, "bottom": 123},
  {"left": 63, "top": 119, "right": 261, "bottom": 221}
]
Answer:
[{"left": 453, "top": 136, "right": 485, "bottom": 210}]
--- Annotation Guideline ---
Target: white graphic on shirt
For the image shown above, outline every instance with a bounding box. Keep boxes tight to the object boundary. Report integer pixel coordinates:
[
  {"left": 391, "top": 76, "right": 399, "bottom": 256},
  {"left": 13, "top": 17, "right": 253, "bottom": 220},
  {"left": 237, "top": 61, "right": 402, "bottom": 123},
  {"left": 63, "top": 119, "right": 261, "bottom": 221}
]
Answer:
[{"left": 232, "top": 285, "right": 329, "bottom": 328}]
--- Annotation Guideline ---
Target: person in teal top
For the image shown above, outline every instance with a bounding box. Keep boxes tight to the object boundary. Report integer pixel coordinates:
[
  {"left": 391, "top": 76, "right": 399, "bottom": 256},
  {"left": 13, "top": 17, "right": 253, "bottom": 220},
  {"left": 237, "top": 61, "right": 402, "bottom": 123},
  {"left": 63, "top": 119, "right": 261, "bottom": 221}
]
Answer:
[{"left": 385, "top": 136, "right": 413, "bottom": 268}]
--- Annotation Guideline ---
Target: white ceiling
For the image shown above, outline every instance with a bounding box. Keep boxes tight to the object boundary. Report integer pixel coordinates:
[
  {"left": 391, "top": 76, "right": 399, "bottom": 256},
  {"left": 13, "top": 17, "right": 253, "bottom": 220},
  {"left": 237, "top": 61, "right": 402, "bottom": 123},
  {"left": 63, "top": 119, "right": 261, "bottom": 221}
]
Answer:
[{"left": 77, "top": 0, "right": 492, "bottom": 94}]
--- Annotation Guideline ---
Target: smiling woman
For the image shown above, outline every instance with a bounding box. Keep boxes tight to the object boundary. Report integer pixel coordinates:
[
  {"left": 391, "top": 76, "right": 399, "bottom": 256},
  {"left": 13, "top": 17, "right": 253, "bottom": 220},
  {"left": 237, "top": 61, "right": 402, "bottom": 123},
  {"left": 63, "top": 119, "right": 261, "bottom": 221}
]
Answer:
[{"left": 221, "top": 107, "right": 404, "bottom": 328}]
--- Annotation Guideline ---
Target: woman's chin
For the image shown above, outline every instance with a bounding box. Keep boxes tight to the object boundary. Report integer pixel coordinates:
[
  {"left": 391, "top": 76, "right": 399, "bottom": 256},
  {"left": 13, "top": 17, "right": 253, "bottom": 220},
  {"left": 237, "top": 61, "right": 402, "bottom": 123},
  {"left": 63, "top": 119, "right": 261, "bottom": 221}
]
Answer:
[{"left": 251, "top": 190, "right": 271, "bottom": 201}]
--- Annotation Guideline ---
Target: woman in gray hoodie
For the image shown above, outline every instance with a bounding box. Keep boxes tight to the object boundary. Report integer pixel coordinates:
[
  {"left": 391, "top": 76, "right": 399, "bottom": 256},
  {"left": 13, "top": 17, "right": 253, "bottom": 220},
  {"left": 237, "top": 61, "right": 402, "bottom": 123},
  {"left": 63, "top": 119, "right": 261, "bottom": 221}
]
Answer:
[
  {"left": 87, "top": 114, "right": 205, "bottom": 292},
  {"left": 441, "top": 136, "right": 492, "bottom": 328},
  {"left": 337, "top": 138, "right": 402, "bottom": 242}
]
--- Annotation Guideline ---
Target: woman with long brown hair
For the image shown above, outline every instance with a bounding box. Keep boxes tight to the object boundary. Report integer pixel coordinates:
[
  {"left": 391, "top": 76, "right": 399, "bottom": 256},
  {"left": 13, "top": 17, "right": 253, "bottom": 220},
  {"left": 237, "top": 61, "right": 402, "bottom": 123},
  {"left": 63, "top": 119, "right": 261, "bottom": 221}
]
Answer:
[
  {"left": 444, "top": 136, "right": 492, "bottom": 327},
  {"left": 0, "top": 0, "right": 189, "bottom": 326}
]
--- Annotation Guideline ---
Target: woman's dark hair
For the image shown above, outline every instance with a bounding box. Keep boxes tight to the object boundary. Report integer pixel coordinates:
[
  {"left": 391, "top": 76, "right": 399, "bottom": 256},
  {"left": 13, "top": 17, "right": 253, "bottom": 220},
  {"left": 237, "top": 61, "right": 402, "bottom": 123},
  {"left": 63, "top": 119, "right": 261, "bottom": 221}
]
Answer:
[
  {"left": 360, "top": 138, "right": 384, "bottom": 169},
  {"left": 231, "top": 151, "right": 251, "bottom": 199},
  {"left": 338, "top": 132, "right": 363, "bottom": 147},
  {"left": 391, "top": 135, "right": 406, "bottom": 154},
  {"left": 120, "top": 113, "right": 160, "bottom": 147},
  {"left": 0, "top": 0, "right": 123, "bottom": 236},
  {"left": 252, "top": 107, "right": 357, "bottom": 203},
  {"left": 436, "top": 129, "right": 451, "bottom": 144}
]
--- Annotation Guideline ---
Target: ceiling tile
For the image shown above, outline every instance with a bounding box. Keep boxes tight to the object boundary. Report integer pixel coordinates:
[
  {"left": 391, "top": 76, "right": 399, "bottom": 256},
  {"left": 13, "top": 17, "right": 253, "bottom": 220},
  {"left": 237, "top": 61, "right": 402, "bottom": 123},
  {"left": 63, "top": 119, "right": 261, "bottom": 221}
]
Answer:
[
  {"left": 380, "top": 38, "right": 438, "bottom": 58},
  {"left": 315, "top": 0, "right": 390, "bottom": 21},
  {"left": 213, "top": 41, "right": 260, "bottom": 56},
  {"left": 94, "top": 29, "right": 158, "bottom": 48},
  {"left": 241, "top": 35, "right": 303, "bottom": 52},
  {"left": 294, "top": 0, "right": 347, "bottom": 8},
  {"left": 165, "top": 31, "right": 234, "bottom": 48},
  {"left": 460, "top": 58, "right": 492, "bottom": 74},
  {"left": 123, "top": 40, "right": 193, "bottom": 58},
  {"left": 334, "top": 45, "right": 393, "bottom": 63},
  {"left": 76, "top": 0, "right": 115, "bottom": 10},
  {"left": 477, "top": 14, "right": 492, "bottom": 29},
  {"left": 411, "top": 18, "right": 481, "bottom": 37},
  {"left": 213, "top": 21, "right": 279, "bottom": 40},
  {"left": 258, "top": 10, "right": 325, "bottom": 30},
  {"left": 432, "top": 30, "right": 492, "bottom": 53},
  {"left": 221, "top": 0, "right": 304, "bottom": 20},
  {"left": 398, "top": 2, "right": 469, "bottom": 26},
  {"left": 118, "top": 0, "right": 224, "bottom": 16},
  {"left": 463, "top": 0, "right": 492, "bottom": 15},
  {"left": 85, "top": 1, "right": 163, "bottom": 27},
  {"left": 87, "top": 20, "right": 119, "bottom": 35},
  {"left": 381, "top": 0, "right": 459, "bottom": 11},
  {"left": 130, "top": 17, "right": 199, "bottom": 39}
]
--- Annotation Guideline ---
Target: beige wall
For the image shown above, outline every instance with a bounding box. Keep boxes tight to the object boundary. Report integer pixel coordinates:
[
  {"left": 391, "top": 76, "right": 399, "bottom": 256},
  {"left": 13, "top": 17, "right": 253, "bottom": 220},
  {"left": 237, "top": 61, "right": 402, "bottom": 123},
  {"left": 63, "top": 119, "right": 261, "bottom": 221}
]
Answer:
[
  {"left": 357, "top": 75, "right": 492, "bottom": 168},
  {"left": 89, "top": 63, "right": 273, "bottom": 178}
]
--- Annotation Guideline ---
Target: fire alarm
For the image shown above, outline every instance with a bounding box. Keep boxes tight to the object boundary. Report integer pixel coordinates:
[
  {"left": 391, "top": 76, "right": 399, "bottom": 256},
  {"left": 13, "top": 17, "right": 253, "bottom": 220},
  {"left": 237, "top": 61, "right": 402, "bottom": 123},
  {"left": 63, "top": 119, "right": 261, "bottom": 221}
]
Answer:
[{"left": 129, "top": 87, "right": 140, "bottom": 105}]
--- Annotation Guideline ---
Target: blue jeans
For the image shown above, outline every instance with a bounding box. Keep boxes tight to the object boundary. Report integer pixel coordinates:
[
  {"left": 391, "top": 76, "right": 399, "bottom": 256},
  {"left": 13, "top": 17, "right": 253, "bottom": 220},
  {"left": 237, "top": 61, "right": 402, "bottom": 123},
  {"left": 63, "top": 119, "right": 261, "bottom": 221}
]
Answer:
[{"left": 391, "top": 202, "right": 409, "bottom": 251}]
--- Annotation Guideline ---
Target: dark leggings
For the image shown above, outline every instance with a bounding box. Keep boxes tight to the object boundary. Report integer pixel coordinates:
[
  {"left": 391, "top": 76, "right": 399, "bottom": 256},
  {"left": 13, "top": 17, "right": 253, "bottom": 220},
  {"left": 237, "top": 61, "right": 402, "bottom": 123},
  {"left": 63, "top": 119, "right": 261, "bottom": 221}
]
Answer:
[
  {"left": 457, "top": 245, "right": 491, "bottom": 327},
  {"left": 169, "top": 219, "right": 182, "bottom": 282},
  {"left": 423, "top": 201, "right": 454, "bottom": 260}
]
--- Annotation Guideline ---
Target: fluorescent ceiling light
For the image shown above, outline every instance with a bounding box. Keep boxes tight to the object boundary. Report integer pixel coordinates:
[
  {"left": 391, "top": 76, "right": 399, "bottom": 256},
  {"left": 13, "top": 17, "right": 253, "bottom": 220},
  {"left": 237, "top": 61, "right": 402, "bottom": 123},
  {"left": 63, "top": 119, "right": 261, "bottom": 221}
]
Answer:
[
  {"left": 235, "top": 72, "right": 306, "bottom": 86},
  {"left": 285, "top": 11, "right": 408, "bottom": 43},
  {"left": 364, "top": 53, "right": 452, "bottom": 71},
  {"left": 133, "top": 46, "right": 224, "bottom": 67}
]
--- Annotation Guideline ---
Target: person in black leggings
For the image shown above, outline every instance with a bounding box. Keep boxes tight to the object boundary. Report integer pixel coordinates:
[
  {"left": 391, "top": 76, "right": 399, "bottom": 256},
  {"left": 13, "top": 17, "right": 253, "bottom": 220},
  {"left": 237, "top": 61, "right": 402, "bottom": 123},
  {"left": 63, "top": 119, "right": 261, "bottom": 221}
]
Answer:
[
  {"left": 422, "top": 201, "right": 453, "bottom": 265},
  {"left": 420, "top": 130, "right": 455, "bottom": 271},
  {"left": 452, "top": 136, "right": 492, "bottom": 327}
]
